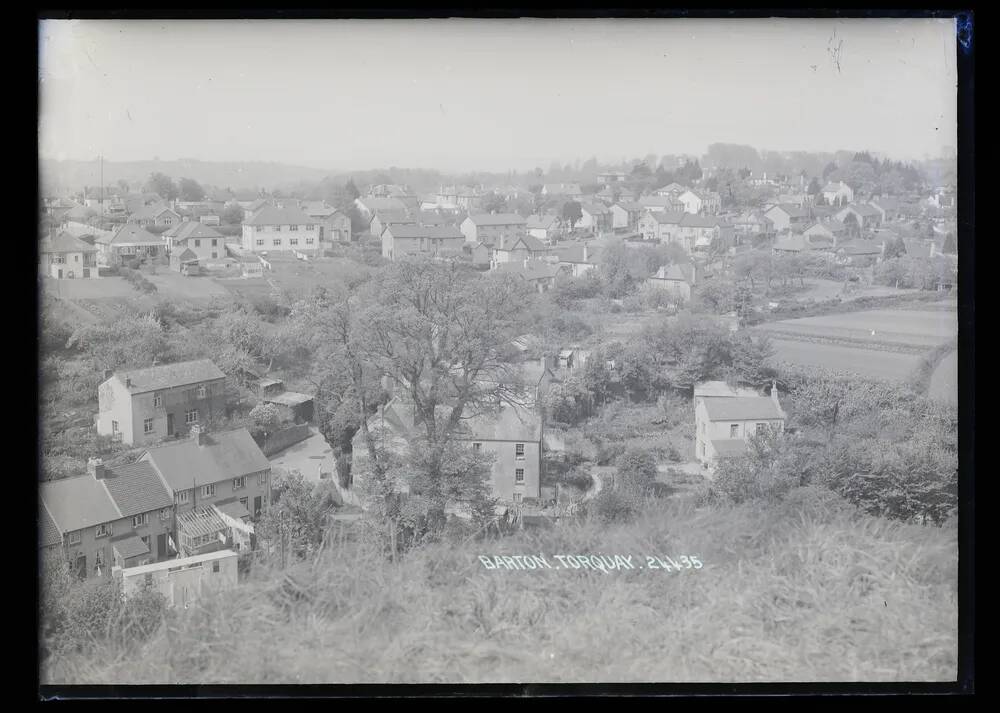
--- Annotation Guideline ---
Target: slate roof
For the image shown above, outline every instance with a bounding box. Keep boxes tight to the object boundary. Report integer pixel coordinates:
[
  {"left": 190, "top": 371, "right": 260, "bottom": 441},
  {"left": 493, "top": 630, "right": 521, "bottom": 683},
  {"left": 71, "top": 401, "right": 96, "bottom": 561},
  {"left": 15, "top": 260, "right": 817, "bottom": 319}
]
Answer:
[
  {"left": 128, "top": 204, "right": 178, "bottom": 221},
  {"left": 40, "top": 231, "right": 98, "bottom": 254},
  {"left": 358, "top": 197, "right": 409, "bottom": 214},
  {"left": 841, "top": 203, "right": 882, "bottom": 218},
  {"left": 650, "top": 263, "right": 694, "bottom": 282},
  {"left": 646, "top": 211, "right": 686, "bottom": 225},
  {"left": 98, "top": 224, "right": 164, "bottom": 246},
  {"left": 162, "top": 221, "right": 224, "bottom": 241},
  {"left": 639, "top": 195, "right": 684, "bottom": 208},
  {"left": 493, "top": 259, "right": 561, "bottom": 281},
  {"left": 142, "top": 428, "right": 270, "bottom": 492},
  {"left": 40, "top": 506, "right": 63, "bottom": 548},
  {"left": 215, "top": 498, "right": 250, "bottom": 520},
  {"left": 244, "top": 204, "right": 315, "bottom": 226},
  {"left": 703, "top": 397, "right": 784, "bottom": 421},
  {"left": 581, "top": 202, "right": 610, "bottom": 215},
  {"left": 384, "top": 225, "right": 465, "bottom": 239},
  {"left": 100, "top": 461, "right": 174, "bottom": 518},
  {"left": 550, "top": 244, "right": 600, "bottom": 264},
  {"left": 110, "top": 533, "right": 150, "bottom": 560},
  {"left": 458, "top": 404, "right": 542, "bottom": 443},
  {"left": 467, "top": 213, "right": 528, "bottom": 226},
  {"left": 526, "top": 214, "right": 559, "bottom": 230},
  {"left": 41, "top": 475, "right": 122, "bottom": 533},
  {"left": 767, "top": 204, "right": 810, "bottom": 218},
  {"left": 679, "top": 214, "right": 720, "bottom": 229},
  {"left": 508, "top": 235, "right": 548, "bottom": 252},
  {"left": 109, "top": 359, "right": 225, "bottom": 395}
]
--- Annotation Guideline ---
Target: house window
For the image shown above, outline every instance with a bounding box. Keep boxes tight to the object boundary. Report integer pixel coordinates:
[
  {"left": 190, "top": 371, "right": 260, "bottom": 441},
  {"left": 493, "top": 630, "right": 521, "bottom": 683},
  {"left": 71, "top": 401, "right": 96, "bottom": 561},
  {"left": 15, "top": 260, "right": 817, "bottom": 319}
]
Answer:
[
  {"left": 239, "top": 497, "right": 249, "bottom": 510},
  {"left": 176, "top": 490, "right": 190, "bottom": 504},
  {"left": 701, "top": 443, "right": 705, "bottom": 457},
  {"left": 95, "top": 549, "right": 105, "bottom": 567},
  {"left": 233, "top": 476, "right": 246, "bottom": 491},
  {"left": 513, "top": 493, "right": 523, "bottom": 503},
  {"left": 515, "top": 468, "right": 525, "bottom": 483},
  {"left": 306, "top": 224, "right": 314, "bottom": 231},
  {"left": 145, "top": 573, "right": 154, "bottom": 587},
  {"left": 194, "top": 239, "right": 201, "bottom": 247},
  {"left": 212, "top": 252, "right": 218, "bottom": 259},
  {"left": 730, "top": 424, "right": 739, "bottom": 438},
  {"left": 141, "top": 535, "right": 150, "bottom": 549},
  {"left": 185, "top": 409, "right": 199, "bottom": 424},
  {"left": 258, "top": 472, "right": 268, "bottom": 487},
  {"left": 160, "top": 508, "right": 171, "bottom": 521},
  {"left": 306, "top": 237, "right": 314, "bottom": 245},
  {"left": 273, "top": 239, "right": 281, "bottom": 246},
  {"left": 197, "top": 385, "right": 207, "bottom": 399},
  {"left": 213, "top": 561, "right": 220, "bottom": 573},
  {"left": 755, "top": 423, "right": 767, "bottom": 435},
  {"left": 256, "top": 239, "right": 264, "bottom": 246},
  {"left": 289, "top": 238, "right": 298, "bottom": 246},
  {"left": 212, "top": 239, "right": 218, "bottom": 247},
  {"left": 68, "top": 531, "right": 81, "bottom": 545},
  {"left": 144, "top": 418, "right": 154, "bottom": 434},
  {"left": 202, "top": 484, "right": 216, "bottom": 497},
  {"left": 132, "top": 513, "right": 148, "bottom": 528},
  {"left": 515, "top": 443, "right": 525, "bottom": 460},
  {"left": 290, "top": 225, "right": 298, "bottom": 232},
  {"left": 95, "top": 523, "right": 111, "bottom": 538},
  {"left": 112, "top": 421, "right": 119, "bottom": 434},
  {"left": 472, "top": 442, "right": 482, "bottom": 452},
  {"left": 154, "top": 394, "right": 162, "bottom": 408}
]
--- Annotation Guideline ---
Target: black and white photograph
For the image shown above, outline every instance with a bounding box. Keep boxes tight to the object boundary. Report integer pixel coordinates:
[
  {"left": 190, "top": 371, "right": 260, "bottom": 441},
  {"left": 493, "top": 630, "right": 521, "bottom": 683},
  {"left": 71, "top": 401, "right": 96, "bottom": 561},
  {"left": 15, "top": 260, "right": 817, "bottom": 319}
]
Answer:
[{"left": 37, "top": 15, "right": 969, "bottom": 690}]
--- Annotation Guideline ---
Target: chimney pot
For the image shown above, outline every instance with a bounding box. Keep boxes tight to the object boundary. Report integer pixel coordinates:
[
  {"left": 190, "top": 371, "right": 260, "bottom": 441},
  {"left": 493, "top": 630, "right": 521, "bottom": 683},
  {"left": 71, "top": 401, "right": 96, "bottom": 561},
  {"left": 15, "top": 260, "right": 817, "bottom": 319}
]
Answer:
[
  {"left": 88, "top": 457, "right": 107, "bottom": 479},
  {"left": 190, "top": 422, "right": 206, "bottom": 446},
  {"left": 103, "top": 369, "right": 113, "bottom": 380},
  {"left": 125, "top": 377, "right": 132, "bottom": 387}
]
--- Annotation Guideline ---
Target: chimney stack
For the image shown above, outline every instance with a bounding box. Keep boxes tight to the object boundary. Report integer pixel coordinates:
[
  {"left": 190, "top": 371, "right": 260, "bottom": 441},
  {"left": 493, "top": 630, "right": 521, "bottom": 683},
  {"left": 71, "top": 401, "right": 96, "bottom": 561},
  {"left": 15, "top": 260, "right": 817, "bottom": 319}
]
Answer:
[
  {"left": 103, "top": 369, "right": 113, "bottom": 380},
  {"left": 770, "top": 380, "right": 782, "bottom": 410},
  {"left": 583, "top": 243, "right": 589, "bottom": 262},
  {"left": 125, "top": 377, "right": 132, "bottom": 388},
  {"left": 190, "top": 422, "right": 207, "bottom": 446},
  {"left": 87, "top": 457, "right": 108, "bottom": 480}
]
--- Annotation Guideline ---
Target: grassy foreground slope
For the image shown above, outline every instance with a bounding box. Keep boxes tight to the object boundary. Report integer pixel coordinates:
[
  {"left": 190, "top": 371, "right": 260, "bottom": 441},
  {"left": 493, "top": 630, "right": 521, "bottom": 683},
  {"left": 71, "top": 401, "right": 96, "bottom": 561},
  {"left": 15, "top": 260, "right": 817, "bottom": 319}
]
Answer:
[{"left": 44, "top": 488, "right": 957, "bottom": 684}]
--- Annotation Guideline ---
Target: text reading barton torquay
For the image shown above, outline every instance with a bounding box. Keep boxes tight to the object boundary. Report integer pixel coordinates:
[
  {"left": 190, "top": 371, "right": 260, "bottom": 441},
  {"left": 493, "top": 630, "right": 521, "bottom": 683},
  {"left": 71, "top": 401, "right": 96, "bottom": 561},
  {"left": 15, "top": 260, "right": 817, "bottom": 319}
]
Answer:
[{"left": 478, "top": 554, "right": 703, "bottom": 573}]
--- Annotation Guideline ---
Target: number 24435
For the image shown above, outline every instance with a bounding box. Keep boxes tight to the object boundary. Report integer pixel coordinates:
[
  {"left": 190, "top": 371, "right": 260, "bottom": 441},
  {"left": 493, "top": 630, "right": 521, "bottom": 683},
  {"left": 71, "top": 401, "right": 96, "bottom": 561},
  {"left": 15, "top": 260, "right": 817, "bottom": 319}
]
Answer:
[{"left": 647, "top": 555, "right": 702, "bottom": 571}]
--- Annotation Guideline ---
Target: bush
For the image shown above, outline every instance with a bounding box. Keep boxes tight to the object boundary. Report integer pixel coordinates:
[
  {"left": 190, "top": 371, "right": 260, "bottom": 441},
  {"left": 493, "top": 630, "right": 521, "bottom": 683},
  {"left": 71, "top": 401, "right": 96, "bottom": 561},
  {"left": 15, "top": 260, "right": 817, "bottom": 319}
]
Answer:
[
  {"left": 615, "top": 446, "right": 659, "bottom": 492},
  {"left": 585, "top": 487, "right": 642, "bottom": 524}
]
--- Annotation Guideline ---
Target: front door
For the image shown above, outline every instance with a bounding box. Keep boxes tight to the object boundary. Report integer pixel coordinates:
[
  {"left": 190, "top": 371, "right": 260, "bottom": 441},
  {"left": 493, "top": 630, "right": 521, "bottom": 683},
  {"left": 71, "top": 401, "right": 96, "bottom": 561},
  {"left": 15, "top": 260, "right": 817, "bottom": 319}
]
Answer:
[
  {"left": 57, "top": 268, "right": 63, "bottom": 279},
  {"left": 157, "top": 533, "right": 167, "bottom": 558},
  {"left": 254, "top": 496, "right": 262, "bottom": 519},
  {"left": 167, "top": 413, "right": 174, "bottom": 436}
]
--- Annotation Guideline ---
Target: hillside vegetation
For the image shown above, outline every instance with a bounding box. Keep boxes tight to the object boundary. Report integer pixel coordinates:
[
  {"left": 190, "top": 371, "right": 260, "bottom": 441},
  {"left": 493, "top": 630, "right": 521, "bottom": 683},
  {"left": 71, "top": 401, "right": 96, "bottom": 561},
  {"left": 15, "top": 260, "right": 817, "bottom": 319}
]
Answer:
[{"left": 42, "top": 488, "right": 957, "bottom": 685}]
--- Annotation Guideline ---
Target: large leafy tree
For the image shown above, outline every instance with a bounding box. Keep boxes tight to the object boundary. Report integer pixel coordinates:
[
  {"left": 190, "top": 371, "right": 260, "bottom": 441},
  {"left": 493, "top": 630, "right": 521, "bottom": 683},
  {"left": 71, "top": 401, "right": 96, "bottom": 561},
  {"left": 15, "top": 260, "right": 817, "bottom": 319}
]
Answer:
[
  {"left": 66, "top": 313, "right": 168, "bottom": 372},
  {"left": 178, "top": 177, "right": 206, "bottom": 202},
  {"left": 144, "top": 172, "right": 179, "bottom": 201}
]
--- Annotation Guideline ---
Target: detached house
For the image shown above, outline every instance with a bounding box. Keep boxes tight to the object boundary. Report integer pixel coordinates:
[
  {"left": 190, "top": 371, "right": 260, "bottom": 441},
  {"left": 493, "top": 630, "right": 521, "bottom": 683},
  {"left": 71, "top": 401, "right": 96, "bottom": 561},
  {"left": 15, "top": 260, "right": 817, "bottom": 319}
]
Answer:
[
  {"left": 638, "top": 195, "right": 686, "bottom": 214},
  {"left": 678, "top": 189, "right": 722, "bottom": 215},
  {"left": 611, "top": 201, "right": 643, "bottom": 232},
  {"left": 549, "top": 243, "right": 600, "bottom": 277},
  {"left": 638, "top": 210, "right": 685, "bottom": 243},
  {"left": 127, "top": 204, "right": 182, "bottom": 228},
  {"left": 460, "top": 213, "right": 528, "bottom": 249},
  {"left": 492, "top": 235, "right": 550, "bottom": 265},
  {"left": 695, "top": 384, "right": 786, "bottom": 467},
  {"left": 578, "top": 203, "right": 613, "bottom": 233},
  {"left": 646, "top": 263, "right": 696, "bottom": 303},
  {"left": 241, "top": 204, "right": 320, "bottom": 254},
  {"left": 162, "top": 221, "right": 226, "bottom": 261},
  {"left": 97, "top": 359, "right": 228, "bottom": 446},
  {"left": 493, "top": 258, "right": 561, "bottom": 293},
  {"left": 370, "top": 208, "right": 416, "bottom": 239},
  {"left": 676, "top": 214, "right": 722, "bottom": 253},
  {"left": 382, "top": 224, "right": 466, "bottom": 261},
  {"left": 41, "top": 457, "right": 176, "bottom": 579},
  {"left": 526, "top": 214, "right": 562, "bottom": 242},
  {"left": 835, "top": 204, "right": 883, "bottom": 234},
  {"left": 95, "top": 224, "right": 164, "bottom": 266},
  {"left": 821, "top": 180, "right": 854, "bottom": 206},
  {"left": 39, "top": 231, "right": 99, "bottom": 279},
  {"left": 540, "top": 183, "right": 583, "bottom": 199},
  {"left": 763, "top": 204, "right": 811, "bottom": 234}
]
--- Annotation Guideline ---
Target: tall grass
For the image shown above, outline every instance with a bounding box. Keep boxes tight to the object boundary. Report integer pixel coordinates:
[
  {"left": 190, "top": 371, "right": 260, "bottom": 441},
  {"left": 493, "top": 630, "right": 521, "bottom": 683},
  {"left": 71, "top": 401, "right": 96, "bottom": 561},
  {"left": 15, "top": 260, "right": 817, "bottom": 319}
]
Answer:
[{"left": 43, "top": 488, "right": 957, "bottom": 684}]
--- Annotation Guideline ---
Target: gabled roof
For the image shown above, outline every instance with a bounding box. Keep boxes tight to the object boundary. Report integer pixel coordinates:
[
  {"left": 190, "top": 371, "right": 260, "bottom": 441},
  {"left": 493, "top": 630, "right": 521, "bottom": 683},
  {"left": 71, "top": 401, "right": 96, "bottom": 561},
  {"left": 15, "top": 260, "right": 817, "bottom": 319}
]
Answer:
[
  {"left": 384, "top": 225, "right": 465, "bottom": 239},
  {"left": 645, "top": 211, "right": 686, "bottom": 225},
  {"left": 702, "top": 396, "right": 784, "bottom": 421},
  {"left": 110, "top": 532, "right": 150, "bottom": 560},
  {"left": 581, "top": 202, "right": 610, "bottom": 216},
  {"left": 163, "top": 221, "right": 224, "bottom": 241},
  {"left": 650, "top": 263, "right": 694, "bottom": 283},
  {"left": 108, "top": 359, "right": 226, "bottom": 395},
  {"left": 417, "top": 211, "right": 452, "bottom": 226},
  {"left": 505, "top": 235, "right": 548, "bottom": 252},
  {"left": 525, "top": 214, "right": 559, "bottom": 230},
  {"left": 128, "top": 204, "right": 178, "bottom": 221},
  {"left": 41, "top": 475, "right": 122, "bottom": 533},
  {"left": 467, "top": 213, "right": 527, "bottom": 226},
  {"left": 142, "top": 428, "right": 270, "bottom": 492},
  {"left": 542, "top": 183, "right": 582, "bottom": 195},
  {"left": 550, "top": 244, "right": 599, "bottom": 264},
  {"left": 40, "top": 231, "right": 98, "bottom": 254},
  {"left": 40, "top": 506, "right": 63, "bottom": 548},
  {"left": 457, "top": 404, "right": 542, "bottom": 443},
  {"left": 822, "top": 181, "right": 851, "bottom": 193},
  {"left": 173, "top": 247, "right": 199, "bottom": 262},
  {"left": 373, "top": 209, "right": 415, "bottom": 225},
  {"left": 615, "top": 201, "right": 644, "bottom": 212},
  {"left": 835, "top": 239, "right": 883, "bottom": 256},
  {"left": 639, "top": 195, "right": 684, "bottom": 208},
  {"left": 358, "top": 197, "right": 408, "bottom": 213},
  {"left": 244, "top": 204, "right": 315, "bottom": 226},
  {"left": 766, "top": 204, "right": 810, "bottom": 218},
  {"left": 840, "top": 203, "right": 882, "bottom": 218},
  {"left": 98, "top": 224, "right": 164, "bottom": 246},
  {"left": 493, "top": 259, "right": 561, "bottom": 281}
]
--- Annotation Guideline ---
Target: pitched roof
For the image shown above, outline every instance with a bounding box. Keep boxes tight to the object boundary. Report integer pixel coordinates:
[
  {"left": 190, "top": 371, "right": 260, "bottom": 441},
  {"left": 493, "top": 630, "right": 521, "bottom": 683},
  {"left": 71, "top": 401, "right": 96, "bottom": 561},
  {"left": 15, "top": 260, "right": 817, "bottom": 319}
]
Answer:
[
  {"left": 581, "top": 202, "right": 610, "bottom": 215},
  {"left": 215, "top": 498, "right": 251, "bottom": 520},
  {"left": 98, "top": 224, "right": 164, "bottom": 246},
  {"left": 110, "top": 533, "right": 150, "bottom": 560},
  {"left": 385, "top": 225, "right": 465, "bottom": 239},
  {"left": 702, "top": 396, "right": 784, "bottom": 421},
  {"left": 109, "top": 359, "right": 226, "bottom": 395},
  {"left": 142, "top": 428, "right": 270, "bottom": 492},
  {"left": 647, "top": 211, "right": 686, "bottom": 225},
  {"left": 458, "top": 404, "right": 542, "bottom": 443},
  {"left": 374, "top": 209, "right": 415, "bottom": 225},
  {"left": 359, "top": 197, "right": 408, "bottom": 213},
  {"left": 417, "top": 211, "right": 452, "bottom": 226},
  {"left": 128, "top": 204, "right": 178, "bottom": 221},
  {"left": 542, "top": 183, "right": 582, "bottom": 195},
  {"left": 651, "top": 263, "right": 694, "bottom": 283},
  {"left": 822, "top": 181, "right": 851, "bottom": 193},
  {"left": 550, "top": 244, "right": 599, "bottom": 264},
  {"left": 101, "top": 461, "right": 174, "bottom": 518},
  {"left": 41, "top": 475, "right": 122, "bottom": 533},
  {"left": 525, "top": 214, "right": 558, "bottom": 230},
  {"left": 493, "top": 259, "right": 561, "bottom": 281},
  {"left": 615, "top": 201, "right": 644, "bottom": 212},
  {"left": 508, "top": 235, "right": 548, "bottom": 252},
  {"left": 639, "top": 195, "right": 684, "bottom": 208},
  {"left": 177, "top": 507, "right": 228, "bottom": 539},
  {"left": 40, "top": 231, "right": 98, "bottom": 254},
  {"left": 174, "top": 247, "right": 199, "bottom": 262},
  {"left": 836, "top": 240, "right": 883, "bottom": 256},
  {"left": 467, "top": 213, "right": 527, "bottom": 226},
  {"left": 767, "top": 204, "right": 810, "bottom": 218},
  {"left": 244, "top": 204, "right": 315, "bottom": 226},
  {"left": 841, "top": 203, "right": 882, "bottom": 218},
  {"left": 40, "top": 506, "right": 63, "bottom": 548},
  {"left": 162, "top": 221, "right": 224, "bottom": 241}
]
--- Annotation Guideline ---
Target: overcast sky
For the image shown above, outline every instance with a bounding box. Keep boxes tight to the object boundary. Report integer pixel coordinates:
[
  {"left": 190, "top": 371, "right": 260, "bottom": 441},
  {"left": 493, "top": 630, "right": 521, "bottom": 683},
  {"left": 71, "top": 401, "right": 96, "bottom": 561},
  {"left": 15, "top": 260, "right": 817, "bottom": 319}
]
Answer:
[{"left": 38, "top": 18, "right": 958, "bottom": 172}]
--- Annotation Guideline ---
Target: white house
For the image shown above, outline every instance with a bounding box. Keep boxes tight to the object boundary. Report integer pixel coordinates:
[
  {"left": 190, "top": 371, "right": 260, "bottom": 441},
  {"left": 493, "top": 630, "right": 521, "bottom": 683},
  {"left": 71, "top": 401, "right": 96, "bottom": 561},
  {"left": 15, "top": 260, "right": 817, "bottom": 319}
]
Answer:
[
  {"left": 694, "top": 383, "right": 786, "bottom": 468},
  {"left": 678, "top": 190, "right": 722, "bottom": 215},
  {"left": 241, "top": 204, "right": 320, "bottom": 254},
  {"left": 821, "top": 180, "right": 854, "bottom": 206}
]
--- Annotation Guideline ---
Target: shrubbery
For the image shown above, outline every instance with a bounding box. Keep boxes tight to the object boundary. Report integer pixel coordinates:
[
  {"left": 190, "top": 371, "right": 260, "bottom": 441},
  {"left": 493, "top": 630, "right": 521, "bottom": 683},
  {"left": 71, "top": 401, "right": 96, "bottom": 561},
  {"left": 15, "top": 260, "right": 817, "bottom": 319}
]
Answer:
[{"left": 119, "top": 266, "right": 157, "bottom": 294}]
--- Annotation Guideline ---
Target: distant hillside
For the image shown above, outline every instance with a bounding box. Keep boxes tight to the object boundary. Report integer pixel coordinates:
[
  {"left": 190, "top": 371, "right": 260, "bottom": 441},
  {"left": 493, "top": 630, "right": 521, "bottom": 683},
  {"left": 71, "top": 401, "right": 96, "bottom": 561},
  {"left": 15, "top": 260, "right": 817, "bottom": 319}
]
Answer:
[{"left": 40, "top": 158, "right": 336, "bottom": 196}]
